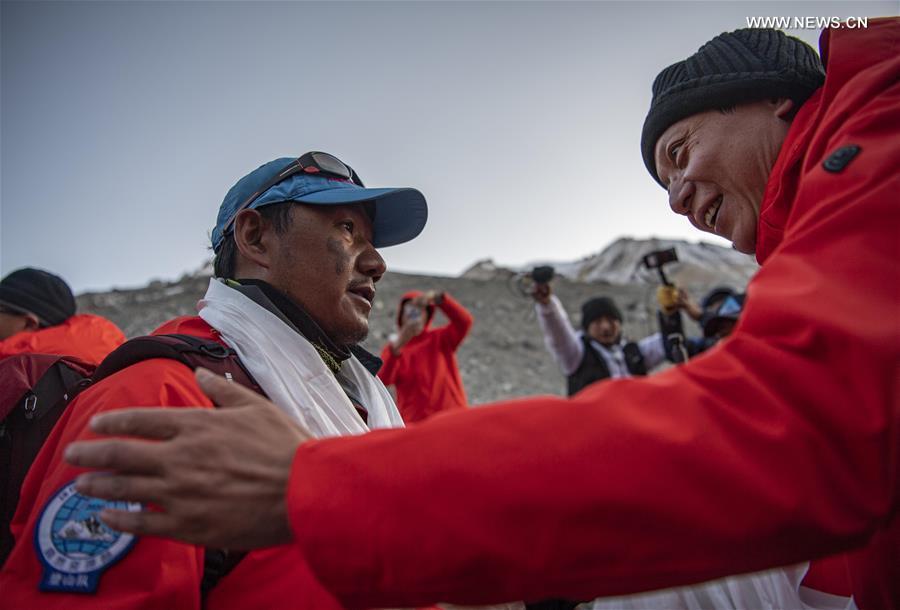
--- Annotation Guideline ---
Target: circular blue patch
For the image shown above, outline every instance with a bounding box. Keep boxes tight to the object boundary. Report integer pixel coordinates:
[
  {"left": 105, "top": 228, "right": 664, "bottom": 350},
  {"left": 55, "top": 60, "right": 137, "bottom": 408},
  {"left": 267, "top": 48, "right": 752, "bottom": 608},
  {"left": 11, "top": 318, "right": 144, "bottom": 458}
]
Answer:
[{"left": 35, "top": 481, "right": 141, "bottom": 593}]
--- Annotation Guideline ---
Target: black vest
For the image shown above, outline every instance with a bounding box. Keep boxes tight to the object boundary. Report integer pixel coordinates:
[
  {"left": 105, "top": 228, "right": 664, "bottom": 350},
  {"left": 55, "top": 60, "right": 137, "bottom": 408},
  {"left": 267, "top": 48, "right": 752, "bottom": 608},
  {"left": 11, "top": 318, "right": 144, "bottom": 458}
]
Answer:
[{"left": 566, "top": 335, "right": 647, "bottom": 396}]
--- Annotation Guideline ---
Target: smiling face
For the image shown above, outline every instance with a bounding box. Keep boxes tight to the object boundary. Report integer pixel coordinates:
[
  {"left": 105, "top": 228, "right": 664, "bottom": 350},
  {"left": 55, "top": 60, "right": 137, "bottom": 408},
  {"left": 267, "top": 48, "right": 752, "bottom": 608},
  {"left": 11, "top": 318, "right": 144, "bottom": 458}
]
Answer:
[
  {"left": 653, "top": 99, "right": 794, "bottom": 253},
  {"left": 271, "top": 203, "right": 386, "bottom": 345},
  {"left": 587, "top": 316, "right": 621, "bottom": 347}
]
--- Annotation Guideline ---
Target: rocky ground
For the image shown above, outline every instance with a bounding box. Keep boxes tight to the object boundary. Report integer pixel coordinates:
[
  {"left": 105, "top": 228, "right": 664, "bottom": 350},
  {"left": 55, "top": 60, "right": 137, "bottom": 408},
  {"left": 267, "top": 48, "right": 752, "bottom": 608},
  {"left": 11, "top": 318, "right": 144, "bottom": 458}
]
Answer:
[{"left": 76, "top": 238, "right": 757, "bottom": 404}]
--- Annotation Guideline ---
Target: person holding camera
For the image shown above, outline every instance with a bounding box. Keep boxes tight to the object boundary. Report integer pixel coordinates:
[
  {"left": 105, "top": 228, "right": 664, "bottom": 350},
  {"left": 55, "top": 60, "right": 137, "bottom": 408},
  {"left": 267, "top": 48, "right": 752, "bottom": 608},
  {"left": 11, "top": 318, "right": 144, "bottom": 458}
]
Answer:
[
  {"left": 531, "top": 277, "right": 669, "bottom": 395},
  {"left": 664, "top": 286, "right": 745, "bottom": 360},
  {"left": 378, "top": 290, "right": 473, "bottom": 423}
]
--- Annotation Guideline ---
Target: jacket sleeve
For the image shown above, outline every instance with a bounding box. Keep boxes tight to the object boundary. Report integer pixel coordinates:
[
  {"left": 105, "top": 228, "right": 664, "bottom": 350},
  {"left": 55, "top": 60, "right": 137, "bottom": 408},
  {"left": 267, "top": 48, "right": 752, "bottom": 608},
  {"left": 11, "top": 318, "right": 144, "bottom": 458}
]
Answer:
[
  {"left": 434, "top": 292, "right": 474, "bottom": 352},
  {"left": 534, "top": 294, "right": 584, "bottom": 376},
  {"left": 281, "top": 82, "right": 899, "bottom": 609},
  {"left": 0, "top": 360, "right": 214, "bottom": 610}
]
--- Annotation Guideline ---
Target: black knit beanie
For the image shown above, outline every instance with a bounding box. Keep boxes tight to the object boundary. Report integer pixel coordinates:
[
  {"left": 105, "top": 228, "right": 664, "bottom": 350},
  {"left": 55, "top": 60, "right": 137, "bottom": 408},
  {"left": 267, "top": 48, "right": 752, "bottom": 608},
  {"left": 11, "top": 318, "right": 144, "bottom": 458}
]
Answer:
[
  {"left": 0, "top": 268, "right": 76, "bottom": 326},
  {"left": 581, "top": 297, "right": 622, "bottom": 330},
  {"left": 641, "top": 28, "right": 825, "bottom": 187}
]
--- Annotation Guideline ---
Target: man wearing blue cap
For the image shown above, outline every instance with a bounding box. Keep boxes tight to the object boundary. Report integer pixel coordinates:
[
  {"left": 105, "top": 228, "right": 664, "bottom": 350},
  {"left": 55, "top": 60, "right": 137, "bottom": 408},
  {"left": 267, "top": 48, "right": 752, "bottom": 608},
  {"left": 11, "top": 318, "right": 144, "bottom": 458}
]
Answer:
[{"left": 0, "top": 152, "right": 426, "bottom": 609}]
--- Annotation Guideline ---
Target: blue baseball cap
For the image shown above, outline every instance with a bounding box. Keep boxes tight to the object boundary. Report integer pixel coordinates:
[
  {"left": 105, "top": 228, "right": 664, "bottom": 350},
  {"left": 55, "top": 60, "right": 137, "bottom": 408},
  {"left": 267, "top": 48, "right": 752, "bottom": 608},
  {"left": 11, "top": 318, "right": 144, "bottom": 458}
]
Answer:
[{"left": 211, "top": 156, "right": 428, "bottom": 252}]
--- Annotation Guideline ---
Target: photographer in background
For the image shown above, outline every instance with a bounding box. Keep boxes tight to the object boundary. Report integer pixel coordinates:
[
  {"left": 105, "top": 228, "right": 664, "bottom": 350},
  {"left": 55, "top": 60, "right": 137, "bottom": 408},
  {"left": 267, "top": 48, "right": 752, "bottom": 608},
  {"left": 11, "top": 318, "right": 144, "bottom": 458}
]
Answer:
[
  {"left": 378, "top": 290, "right": 473, "bottom": 423},
  {"left": 672, "top": 287, "right": 746, "bottom": 358},
  {"left": 530, "top": 268, "right": 676, "bottom": 395},
  {"left": 700, "top": 291, "right": 744, "bottom": 343}
]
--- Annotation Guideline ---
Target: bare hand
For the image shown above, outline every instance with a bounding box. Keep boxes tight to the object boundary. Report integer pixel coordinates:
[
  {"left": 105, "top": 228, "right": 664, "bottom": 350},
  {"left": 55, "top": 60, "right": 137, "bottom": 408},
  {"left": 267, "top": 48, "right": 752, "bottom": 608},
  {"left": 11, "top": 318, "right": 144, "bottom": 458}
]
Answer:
[
  {"left": 678, "top": 288, "right": 703, "bottom": 321},
  {"left": 531, "top": 282, "right": 551, "bottom": 305},
  {"left": 410, "top": 291, "right": 437, "bottom": 308},
  {"left": 64, "top": 368, "right": 310, "bottom": 549}
]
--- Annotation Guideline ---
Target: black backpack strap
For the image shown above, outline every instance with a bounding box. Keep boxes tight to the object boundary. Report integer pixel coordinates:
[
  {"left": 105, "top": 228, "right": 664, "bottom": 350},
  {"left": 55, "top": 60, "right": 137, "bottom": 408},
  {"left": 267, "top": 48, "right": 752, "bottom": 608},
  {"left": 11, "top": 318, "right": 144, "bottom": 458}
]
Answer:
[
  {"left": 93, "top": 334, "right": 263, "bottom": 396},
  {"left": 623, "top": 341, "right": 648, "bottom": 376},
  {"left": 1, "top": 357, "right": 94, "bottom": 567},
  {"left": 657, "top": 310, "right": 691, "bottom": 363},
  {"left": 92, "top": 333, "right": 265, "bottom": 594},
  {"left": 200, "top": 548, "right": 248, "bottom": 597}
]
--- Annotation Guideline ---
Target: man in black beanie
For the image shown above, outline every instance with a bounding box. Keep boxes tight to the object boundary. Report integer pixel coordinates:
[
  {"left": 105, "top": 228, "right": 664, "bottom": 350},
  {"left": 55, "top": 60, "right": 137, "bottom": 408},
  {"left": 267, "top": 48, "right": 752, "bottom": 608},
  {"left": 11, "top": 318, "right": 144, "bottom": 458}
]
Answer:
[
  {"left": 0, "top": 268, "right": 124, "bottom": 364},
  {"left": 531, "top": 284, "right": 672, "bottom": 395},
  {"left": 64, "top": 18, "right": 899, "bottom": 610},
  {"left": 0, "top": 268, "right": 76, "bottom": 340},
  {"left": 640, "top": 27, "right": 827, "bottom": 255}
]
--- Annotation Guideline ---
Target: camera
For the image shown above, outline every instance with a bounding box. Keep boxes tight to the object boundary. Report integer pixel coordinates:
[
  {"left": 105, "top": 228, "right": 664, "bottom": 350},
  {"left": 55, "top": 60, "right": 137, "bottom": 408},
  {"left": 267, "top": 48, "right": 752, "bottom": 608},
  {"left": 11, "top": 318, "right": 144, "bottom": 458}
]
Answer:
[
  {"left": 509, "top": 265, "right": 556, "bottom": 299},
  {"left": 403, "top": 302, "right": 423, "bottom": 322},
  {"left": 531, "top": 265, "right": 555, "bottom": 285},
  {"left": 642, "top": 248, "right": 678, "bottom": 270},
  {"left": 642, "top": 248, "right": 678, "bottom": 286}
]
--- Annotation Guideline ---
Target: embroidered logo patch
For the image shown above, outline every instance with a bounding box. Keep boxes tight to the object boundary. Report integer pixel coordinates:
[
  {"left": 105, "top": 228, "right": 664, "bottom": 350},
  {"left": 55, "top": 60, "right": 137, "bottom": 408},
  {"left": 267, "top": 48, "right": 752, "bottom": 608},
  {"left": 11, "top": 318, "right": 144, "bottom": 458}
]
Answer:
[{"left": 34, "top": 481, "right": 141, "bottom": 593}]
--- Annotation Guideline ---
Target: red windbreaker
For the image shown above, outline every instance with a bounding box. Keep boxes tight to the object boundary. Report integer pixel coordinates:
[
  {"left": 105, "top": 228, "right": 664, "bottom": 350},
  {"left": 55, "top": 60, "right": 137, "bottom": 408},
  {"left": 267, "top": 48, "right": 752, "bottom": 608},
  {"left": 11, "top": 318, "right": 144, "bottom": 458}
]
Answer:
[
  {"left": 378, "top": 291, "right": 473, "bottom": 423},
  {"left": 0, "top": 314, "right": 125, "bottom": 365},
  {"left": 284, "top": 19, "right": 900, "bottom": 610},
  {"left": 0, "top": 316, "right": 342, "bottom": 609}
]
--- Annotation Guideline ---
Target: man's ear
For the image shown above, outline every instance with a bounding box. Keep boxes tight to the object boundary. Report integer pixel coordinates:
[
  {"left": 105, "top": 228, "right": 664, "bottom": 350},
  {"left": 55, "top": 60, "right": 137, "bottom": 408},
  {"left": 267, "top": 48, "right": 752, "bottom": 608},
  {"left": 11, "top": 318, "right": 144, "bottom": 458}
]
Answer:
[
  {"left": 233, "top": 209, "right": 274, "bottom": 271},
  {"left": 771, "top": 97, "right": 796, "bottom": 121},
  {"left": 22, "top": 313, "right": 40, "bottom": 332}
]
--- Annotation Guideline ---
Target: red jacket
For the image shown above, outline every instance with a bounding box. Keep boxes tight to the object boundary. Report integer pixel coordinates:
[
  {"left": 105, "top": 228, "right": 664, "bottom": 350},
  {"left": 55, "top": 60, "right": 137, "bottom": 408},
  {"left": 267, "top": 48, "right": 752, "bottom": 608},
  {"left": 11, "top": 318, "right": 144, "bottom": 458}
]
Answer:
[
  {"left": 0, "top": 316, "right": 342, "bottom": 610},
  {"left": 378, "top": 291, "right": 473, "bottom": 423},
  {"left": 0, "top": 314, "right": 125, "bottom": 365},
  {"left": 284, "top": 19, "right": 900, "bottom": 610}
]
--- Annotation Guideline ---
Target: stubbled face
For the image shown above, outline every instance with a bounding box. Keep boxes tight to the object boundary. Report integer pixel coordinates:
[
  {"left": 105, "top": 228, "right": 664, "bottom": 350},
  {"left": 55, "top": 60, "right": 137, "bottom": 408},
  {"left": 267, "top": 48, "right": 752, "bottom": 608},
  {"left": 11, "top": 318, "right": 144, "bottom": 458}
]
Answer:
[
  {"left": 654, "top": 100, "right": 792, "bottom": 254},
  {"left": 587, "top": 316, "right": 621, "bottom": 347},
  {"left": 0, "top": 310, "right": 32, "bottom": 340},
  {"left": 267, "top": 203, "right": 386, "bottom": 346}
]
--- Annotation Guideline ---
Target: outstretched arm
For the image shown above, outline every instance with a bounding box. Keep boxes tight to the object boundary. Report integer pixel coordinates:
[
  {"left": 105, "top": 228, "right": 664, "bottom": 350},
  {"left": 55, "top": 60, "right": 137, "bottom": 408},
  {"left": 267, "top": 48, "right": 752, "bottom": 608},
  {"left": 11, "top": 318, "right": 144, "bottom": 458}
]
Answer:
[
  {"left": 534, "top": 294, "right": 584, "bottom": 376},
  {"left": 434, "top": 292, "right": 474, "bottom": 351}
]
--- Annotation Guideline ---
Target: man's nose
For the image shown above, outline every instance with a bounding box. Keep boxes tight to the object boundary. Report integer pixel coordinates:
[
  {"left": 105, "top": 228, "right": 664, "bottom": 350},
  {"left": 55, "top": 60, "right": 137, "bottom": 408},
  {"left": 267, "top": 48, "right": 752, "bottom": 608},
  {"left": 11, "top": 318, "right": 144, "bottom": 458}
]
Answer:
[
  {"left": 358, "top": 243, "right": 386, "bottom": 281},
  {"left": 668, "top": 177, "right": 695, "bottom": 216}
]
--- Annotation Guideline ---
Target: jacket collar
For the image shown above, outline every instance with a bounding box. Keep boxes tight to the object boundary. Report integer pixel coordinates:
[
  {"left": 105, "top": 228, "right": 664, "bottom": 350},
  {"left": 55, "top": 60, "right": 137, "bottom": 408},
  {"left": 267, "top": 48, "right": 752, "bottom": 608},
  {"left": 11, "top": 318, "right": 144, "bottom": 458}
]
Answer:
[
  {"left": 754, "top": 89, "right": 821, "bottom": 264},
  {"left": 755, "top": 19, "right": 898, "bottom": 264},
  {"left": 228, "top": 279, "right": 383, "bottom": 376}
]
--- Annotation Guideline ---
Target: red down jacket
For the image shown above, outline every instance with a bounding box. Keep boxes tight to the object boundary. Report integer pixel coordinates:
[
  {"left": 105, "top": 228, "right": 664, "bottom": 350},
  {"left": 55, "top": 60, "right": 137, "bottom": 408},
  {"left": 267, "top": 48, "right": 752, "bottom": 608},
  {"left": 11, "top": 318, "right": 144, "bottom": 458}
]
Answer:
[
  {"left": 378, "top": 291, "right": 473, "bottom": 423},
  {"left": 0, "top": 314, "right": 124, "bottom": 365}
]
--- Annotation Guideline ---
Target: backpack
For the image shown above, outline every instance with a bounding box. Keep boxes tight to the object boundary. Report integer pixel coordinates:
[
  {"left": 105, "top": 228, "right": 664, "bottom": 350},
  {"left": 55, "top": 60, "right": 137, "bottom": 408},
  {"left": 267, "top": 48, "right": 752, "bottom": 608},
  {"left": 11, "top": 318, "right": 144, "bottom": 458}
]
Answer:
[
  {"left": 0, "top": 334, "right": 263, "bottom": 591},
  {"left": 0, "top": 354, "right": 95, "bottom": 564}
]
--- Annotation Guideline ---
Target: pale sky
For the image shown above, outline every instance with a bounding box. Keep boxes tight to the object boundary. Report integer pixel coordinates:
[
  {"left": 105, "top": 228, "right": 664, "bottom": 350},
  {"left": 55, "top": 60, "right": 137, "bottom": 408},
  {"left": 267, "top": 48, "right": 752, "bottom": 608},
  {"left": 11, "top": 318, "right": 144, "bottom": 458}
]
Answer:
[{"left": 2, "top": 1, "right": 893, "bottom": 293}]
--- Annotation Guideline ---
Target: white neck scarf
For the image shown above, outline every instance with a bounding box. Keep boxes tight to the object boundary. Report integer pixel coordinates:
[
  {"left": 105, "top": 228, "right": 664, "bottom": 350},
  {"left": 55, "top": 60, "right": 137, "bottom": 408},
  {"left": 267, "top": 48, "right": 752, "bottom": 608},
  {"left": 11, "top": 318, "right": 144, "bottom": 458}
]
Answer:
[{"left": 197, "top": 278, "right": 404, "bottom": 438}]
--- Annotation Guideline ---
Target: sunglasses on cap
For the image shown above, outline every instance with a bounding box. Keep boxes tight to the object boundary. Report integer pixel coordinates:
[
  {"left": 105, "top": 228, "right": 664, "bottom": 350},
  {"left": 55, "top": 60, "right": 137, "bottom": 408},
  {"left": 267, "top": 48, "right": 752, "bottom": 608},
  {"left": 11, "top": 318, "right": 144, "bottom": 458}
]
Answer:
[
  {"left": 716, "top": 295, "right": 743, "bottom": 317},
  {"left": 222, "top": 151, "right": 365, "bottom": 237}
]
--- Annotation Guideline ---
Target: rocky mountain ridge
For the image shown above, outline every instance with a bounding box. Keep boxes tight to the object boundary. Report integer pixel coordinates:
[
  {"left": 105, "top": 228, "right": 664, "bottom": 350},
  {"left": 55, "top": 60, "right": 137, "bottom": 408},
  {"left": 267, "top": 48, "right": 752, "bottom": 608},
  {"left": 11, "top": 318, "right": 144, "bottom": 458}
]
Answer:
[
  {"left": 77, "top": 238, "right": 758, "bottom": 404},
  {"left": 462, "top": 237, "right": 757, "bottom": 288}
]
